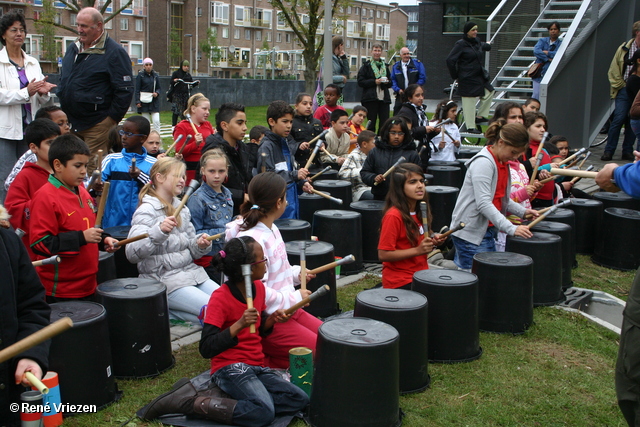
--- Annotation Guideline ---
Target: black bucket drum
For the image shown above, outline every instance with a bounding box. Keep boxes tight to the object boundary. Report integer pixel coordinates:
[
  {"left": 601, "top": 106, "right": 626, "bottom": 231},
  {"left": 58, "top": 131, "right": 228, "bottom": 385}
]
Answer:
[
  {"left": 426, "top": 186, "right": 459, "bottom": 234},
  {"left": 103, "top": 226, "right": 139, "bottom": 278},
  {"left": 97, "top": 278, "right": 174, "bottom": 378},
  {"left": 313, "top": 180, "right": 353, "bottom": 210},
  {"left": 471, "top": 252, "right": 534, "bottom": 334},
  {"left": 592, "top": 208, "right": 640, "bottom": 271},
  {"left": 299, "top": 193, "right": 331, "bottom": 225},
  {"left": 412, "top": 269, "right": 482, "bottom": 363},
  {"left": 544, "top": 207, "right": 577, "bottom": 267},
  {"left": 274, "top": 219, "right": 311, "bottom": 243},
  {"left": 98, "top": 251, "right": 117, "bottom": 284},
  {"left": 506, "top": 232, "right": 564, "bottom": 306},
  {"left": 427, "top": 165, "right": 462, "bottom": 188},
  {"left": 565, "top": 198, "right": 603, "bottom": 255},
  {"left": 286, "top": 240, "right": 339, "bottom": 318},
  {"left": 354, "top": 289, "right": 430, "bottom": 394},
  {"left": 423, "top": 173, "right": 434, "bottom": 185},
  {"left": 428, "top": 160, "right": 460, "bottom": 168},
  {"left": 530, "top": 221, "right": 574, "bottom": 290},
  {"left": 308, "top": 168, "right": 338, "bottom": 181},
  {"left": 48, "top": 301, "right": 119, "bottom": 413},
  {"left": 593, "top": 191, "right": 640, "bottom": 211},
  {"left": 457, "top": 147, "right": 480, "bottom": 159},
  {"left": 350, "top": 200, "right": 385, "bottom": 263},
  {"left": 312, "top": 210, "right": 363, "bottom": 275},
  {"left": 309, "top": 318, "right": 401, "bottom": 427}
]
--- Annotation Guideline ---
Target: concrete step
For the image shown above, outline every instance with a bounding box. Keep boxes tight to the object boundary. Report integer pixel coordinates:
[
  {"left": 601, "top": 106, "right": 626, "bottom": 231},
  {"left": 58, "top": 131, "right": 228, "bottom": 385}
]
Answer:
[{"left": 494, "top": 87, "right": 534, "bottom": 93}]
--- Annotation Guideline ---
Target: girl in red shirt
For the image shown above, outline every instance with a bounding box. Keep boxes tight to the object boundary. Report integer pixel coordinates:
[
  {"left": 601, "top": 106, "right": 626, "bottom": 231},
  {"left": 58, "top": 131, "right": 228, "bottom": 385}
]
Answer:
[
  {"left": 521, "top": 112, "right": 555, "bottom": 208},
  {"left": 378, "top": 162, "right": 441, "bottom": 289},
  {"left": 173, "top": 93, "right": 215, "bottom": 184}
]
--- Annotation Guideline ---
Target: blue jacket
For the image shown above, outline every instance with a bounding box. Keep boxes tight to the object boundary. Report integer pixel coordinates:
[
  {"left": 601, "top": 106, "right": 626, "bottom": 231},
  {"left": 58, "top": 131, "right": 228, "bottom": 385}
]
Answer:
[
  {"left": 614, "top": 162, "right": 640, "bottom": 199},
  {"left": 187, "top": 184, "right": 233, "bottom": 256},
  {"left": 533, "top": 37, "right": 562, "bottom": 81},
  {"left": 101, "top": 148, "right": 156, "bottom": 228},
  {"left": 391, "top": 59, "right": 426, "bottom": 94}
]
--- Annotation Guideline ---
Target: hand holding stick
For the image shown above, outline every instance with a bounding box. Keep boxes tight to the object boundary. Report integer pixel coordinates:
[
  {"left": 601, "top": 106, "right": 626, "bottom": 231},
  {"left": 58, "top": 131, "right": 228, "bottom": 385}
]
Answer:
[
  {"left": 309, "top": 166, "right": 332, "bottom": 182},
  {"left": 374, "top": 156, "right": 406, "bottom": 186},
  {"left": 0, "top": 317, "right": 73, "bottom": 364},
  {"left": 310, "top": 189, "right": 342, "bottom": 205},
  {"left": 307, "top": 129, "right": 329, "bottom": 148},
  {"left": 113, "top": 233, "right": 149, "bottom": 248},
  {"left": 94, "top": 181, "right": 110, "bottom": 228},
  {"left": 306, "top": 254, "right": 355, "bottom": 275},
  {"left": 32, "top": 255, "right": 61, "bottom": 267},
  {"left": 570, "top": 165, "right": 595, "bottom": 184},
  {"left": 178, "top": 134, "right": 193, "bottom": 155},
  {"left": 284, "top": 285, "right": 330, "bottom": 316},
  {"left": 241, "top": 264, "right": 256, "bottom": 333},
  {"left": 530, "top": 133, "right": 547, "bottom": 182},
  {"left": 420, "top": 201, "right": 428, "bottom": 231},
  {"left": 558, "top": 147, "right": 587, "bottom": 166},
  {"left": 321, "top": 147, "right": 337, "bottom": 162},
  {"left": 186, "top": 113, "right": 199, "bottom": 136},
  {"left": 304, "top": 144, "right": 322, "bottom": 169},
  {"left": 165, "top": 134, "right": 184, "bottom": 156},
  {"left": 299, "top": 242, "right": 307, "bottom": 291},
  {"left": 206, "top": 232, "right": 224, "bottom": 242},
  {"left": 527, "top": 200, "right": 571, "bottom": 228},
  {"left": 173, "top": 180, "right": 201, "bottom": 219},
  {"left": 439, "top": 222, "right": 465, "bottom": 239},
  {"left": 24, "top": 371, "right": 49, "bottom": 394}
]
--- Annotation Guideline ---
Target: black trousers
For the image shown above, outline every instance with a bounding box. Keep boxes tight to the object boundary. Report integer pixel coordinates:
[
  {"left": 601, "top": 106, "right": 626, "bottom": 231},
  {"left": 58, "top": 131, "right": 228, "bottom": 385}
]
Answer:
[{"left": 363, "top": 100, "right": 390, "bottom": 134}]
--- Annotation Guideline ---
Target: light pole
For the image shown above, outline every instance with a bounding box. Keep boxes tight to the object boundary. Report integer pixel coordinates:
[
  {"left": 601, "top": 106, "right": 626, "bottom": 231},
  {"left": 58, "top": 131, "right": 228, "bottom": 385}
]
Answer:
[{"left": 184, "top": 34, "right": 193, "bottom": 71}]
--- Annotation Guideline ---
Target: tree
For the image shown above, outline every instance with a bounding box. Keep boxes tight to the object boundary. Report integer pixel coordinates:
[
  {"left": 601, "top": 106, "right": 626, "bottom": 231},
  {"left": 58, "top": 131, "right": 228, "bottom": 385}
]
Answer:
[
  {"left": 33, "top": 0, "right": 60, "bottom": 62},
  {"left": 200, "top": 27, "right": 222, "bottom": 71},
  {"left": 269, "top": 0, "right": 350, "bottom": 93},
  {"left": 169, "top": 27, "right": 183, "bottom": 68},
  {"left": 391, "top": 36, "right": 405, "bottom": 59},
  {"left": 37, "top": 0, "right": 135, "bottom": 34}
]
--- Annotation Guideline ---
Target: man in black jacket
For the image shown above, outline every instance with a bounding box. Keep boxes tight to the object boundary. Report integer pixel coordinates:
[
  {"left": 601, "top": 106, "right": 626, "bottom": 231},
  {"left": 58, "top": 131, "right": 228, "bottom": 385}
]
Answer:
[{"left": 58, "top": 7, "right": 133, "bottom": 173}]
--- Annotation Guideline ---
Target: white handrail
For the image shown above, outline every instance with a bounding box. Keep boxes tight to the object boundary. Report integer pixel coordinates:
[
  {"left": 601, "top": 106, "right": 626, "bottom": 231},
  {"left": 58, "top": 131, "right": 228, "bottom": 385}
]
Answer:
[{"left": 485, "top": 0, "right": 524, "bottom": 69}]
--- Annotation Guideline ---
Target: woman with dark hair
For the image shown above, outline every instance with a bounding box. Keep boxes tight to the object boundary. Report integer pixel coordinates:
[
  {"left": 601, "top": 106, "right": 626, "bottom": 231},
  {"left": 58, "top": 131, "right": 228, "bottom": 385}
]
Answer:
[
  {"left": 0, "top": 11, "right": 54, "bottom": 202},
  {"left": 357, "top": 43, "right": 392, "bottom": 132},
  {"left": 532, "top": 21, "right": 563, "bottom": 99},
  {"left": 135, "top": 57, "right": 161, "bottom": 133},
  {"left": 170, "top": 60, "right": 199, "bottom": 126},
  {"left": 445, "top": 21, "right": 494, "bottom": 134},
  {"left": 332, "top": 36, "right": 350, "bottom": 89},
  {"left": 397, "top": 84, "right": 435, "bottom": 166}
]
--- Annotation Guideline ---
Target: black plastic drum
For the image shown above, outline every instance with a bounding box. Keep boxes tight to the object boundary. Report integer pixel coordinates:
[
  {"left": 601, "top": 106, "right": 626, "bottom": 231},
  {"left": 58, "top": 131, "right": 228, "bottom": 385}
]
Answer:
[
  {"left": 97, "top": 278, "right": 174, "bottom": 378},
  {"left": 544, "top": 207, "right": 577, "bottom": 267},
  {"left": 309, "top": 318, "right": 400, "bottom": 427},
  {"left": 48, "top": 302, "right": 118, "bottom": 413},
  {"left": 457, "top": 148, "right": 480, "bottom": 159},
  {"left": 566, "top": 198, "right": 603, "bottom": 254},
  {"left": 299, "top": 193, "right": 331, "bottom": 224},
  {"left": 286, "top": 240, "right": 338, "bottom": 317},
  {"left": 426, "top": 186, "right": 459, "bottom": 234},
  {"left": 427, "top": 166, "right": 462, "bottom": 188},
  {"left": 530, "top": 221, "right": 574, "bottom": 290},
  {"left": 104, "top": 226, "right": 139, "bottom": 278},
  {"left": 592, "top": 191, "right": 640, "bottom": 211},
  {"left": 423, "top": 173, "right": 434, "bottom": 185},
  {"left": 412, "top": 269, "right": 482, "bottom": 363},
  {"left": 274, "top": 219, "right": 311, "bottom": 242},
  {"left": 350, "top": 200, "right": 384, "bottom": 263},
  {"left": 428, "top": 160, "right": 460, "bottom": 168},
  {"left": 313, "top": 180, "right": 353, "bottom": 210},
  {"left": 592, "top": 208, "right": 640, "bottom": 271},
  {"left": 309, "top": 168, "right": 338, "bottom": 181},
  {"left": 471, "top": 252, "right": 533, "bottom": 334},
  {"left": 506, "top": 232, "right": 564, "bottom": 306},
  {"left": 354, "top": 289, "right": 429, "bottom": 394},
  {"left": 98, "top": 251, "right": 117, "bottom": 284},
  {"left": 312, "top": 210, "right": 363, "bottom": 275}
]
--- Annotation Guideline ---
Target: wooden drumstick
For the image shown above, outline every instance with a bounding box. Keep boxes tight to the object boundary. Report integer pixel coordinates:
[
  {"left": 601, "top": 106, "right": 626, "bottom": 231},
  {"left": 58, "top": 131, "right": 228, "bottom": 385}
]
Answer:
[
  {"left": 165, "top": 134, "right": 184, "bottom": 156},
  {"left": 420, "top": 201, "right": 428, "bottom": 233},
  {"left": 173, "top": 180, "right": 201, "bottom": 219},
  {"left": 86, "top": 170, "right": 101, "bottom": 192},
  {"left": 261, "top": 152, "right": 267, "bottom": 173},
  {"left": 527, "top": 200, "right": 570, "bottom": 228},
  {"left": 306, "top": 255, "right": 355, "bottom": 275},
  {"left": 558, "top": 147, "right": 587, "bottom": 166},
  {"left": 299, "top": 241, "right": 307, "bottom": 291},
  {"left": 576, "top": 151, "right": 591, "bottom": 169},
  {"left": 0, "top": 317, "right": 73, "bottom": 364},
  {"left": 307, "top": 129, "right": 329, "bottom": 148},
  {"left": 24, "top": 371, "right": 49, "bottom": 394},
  {"left": 32, "top": 255, "right": 61, "bottom": 267},
  {"left": 113, "top": 233, "right": 149, "bottom": 248},
  {"left": 284, "top": 285, "right": 330, "bottom": 316},
  {"left": 439, "top": 222, "right": 465, "bottom": 238},
  {"left": 530, "top": 136, "right": 546, "bottom": 183},
  {"left": 321, "top": 147, "right": 338, "bottom": 162},
  {"left": 241, "top": 264, "right": 256, "bottom": 333},
  {"left": 304, "top": 144, "right": 322, "bottom": 169},
  {"left": 538, "top": 175, "right": 556, "bottom": 185},
  {"left": 549, "top": 168, "right": 597, "bottom": 179},
  {"left": 206, "top": 232, "right": 224, "bottom": 241},
  {"left": 310, "top": 189, "right": 342, "bottom": 205},
  {"left": 185, "top": 113, "right": 199, "bottom": 135},
  {"left": 570, "top": 165, "right": 595, "bottom": 184},
  {"left": 178, "top": 134, "right": 193, "bottom": 155},
  {"left": 308, "top": 166, "right": 332, "bottom": 182},
  {"left": 96, "top": 149, "right": 103, "bottom": 184},
  {"left": 94, "top": 181, "right": 110, "bottom": 229},
  {"left": 374, "top": 156, "right": 406, "bottom": 186}
]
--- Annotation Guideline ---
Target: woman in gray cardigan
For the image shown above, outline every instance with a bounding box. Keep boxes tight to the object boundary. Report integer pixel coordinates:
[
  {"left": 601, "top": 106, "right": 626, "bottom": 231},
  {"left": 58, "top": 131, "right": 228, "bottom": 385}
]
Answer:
[{"left": 450, "top": 121, "right": 538, "bottom": 269}]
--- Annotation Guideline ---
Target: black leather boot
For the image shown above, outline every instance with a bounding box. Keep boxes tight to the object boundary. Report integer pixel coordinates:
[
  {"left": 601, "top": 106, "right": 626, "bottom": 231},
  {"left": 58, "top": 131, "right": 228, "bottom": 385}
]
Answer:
[
  {"left": 192, "top": 395, "right": 237, "bottom": 424},
  {"left": 137, "top": 378, "right": 196, "bottom": 420}
]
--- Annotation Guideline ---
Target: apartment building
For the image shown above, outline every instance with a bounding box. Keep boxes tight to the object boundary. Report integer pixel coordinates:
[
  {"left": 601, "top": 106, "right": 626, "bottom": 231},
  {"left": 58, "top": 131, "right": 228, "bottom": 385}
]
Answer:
[{"left": 399, "top": 4, "right": 418, "bottom": 54}]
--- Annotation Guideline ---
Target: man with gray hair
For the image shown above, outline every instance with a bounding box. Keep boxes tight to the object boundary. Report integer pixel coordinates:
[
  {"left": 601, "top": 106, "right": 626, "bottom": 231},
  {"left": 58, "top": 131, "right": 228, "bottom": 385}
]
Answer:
[
  {"left": 57, "top": 7, "right": 133, "bottom": 173},
  {"left": 390, "top": 47, "right": 426, "bottom": 115}
]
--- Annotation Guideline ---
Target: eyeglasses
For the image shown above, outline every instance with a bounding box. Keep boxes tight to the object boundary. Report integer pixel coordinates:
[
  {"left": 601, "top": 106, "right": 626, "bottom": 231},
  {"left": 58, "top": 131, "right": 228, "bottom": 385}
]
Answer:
[
  {"left": 389, "top": 131, "right": 404, "bottom": 136},
  {"left": 251, "top": 258, "right": 268, "bottom": 266},
  {"left": 119, "top": 129, "right": 147, "bottom": 138}
]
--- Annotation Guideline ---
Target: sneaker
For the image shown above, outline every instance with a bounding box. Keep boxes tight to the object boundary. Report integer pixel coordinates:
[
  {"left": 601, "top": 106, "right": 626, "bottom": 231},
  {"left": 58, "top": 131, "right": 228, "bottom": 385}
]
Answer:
[
  {"left": 466, "top": 128, "right": 482, "bottom": 134},
  {"left": 600, "top": 152, "right": 613, "bottom": 161},
  {"left": 621, "top": 152, "right": 635, "bottom": 161},
  {"left": 476, "top": 116, "right": 489, "bottom": 124}
]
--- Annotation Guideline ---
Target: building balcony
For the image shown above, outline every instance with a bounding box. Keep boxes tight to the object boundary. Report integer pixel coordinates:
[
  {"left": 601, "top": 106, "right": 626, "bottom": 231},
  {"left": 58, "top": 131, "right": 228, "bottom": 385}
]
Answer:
[
  {"left": 353, "top": 30, "right": 372, "bottom": 39},
  {"left": 227, "top": 60, "right": 249, "bottom": 68},
  {"left": 248, "top": 18, "right": 271, "bottom": 29}
]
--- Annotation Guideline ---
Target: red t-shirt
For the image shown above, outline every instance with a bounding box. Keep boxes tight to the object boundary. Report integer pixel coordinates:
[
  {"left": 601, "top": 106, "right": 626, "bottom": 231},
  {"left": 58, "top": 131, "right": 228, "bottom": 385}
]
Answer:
[
  {"left": 525, "top": 140, "right": 554, "bottom": 201},
  {"left": 173, "top": 120, "right": 215, "bottom": 183},
  {"left": 204, "top": 280, "right": 267, "bottom": 374},
  {"left": 378, "top": 207, "right": 428, "bottom": 289},
  {"left": 313, "top": 105, "right": 345, "bottom": 129}
]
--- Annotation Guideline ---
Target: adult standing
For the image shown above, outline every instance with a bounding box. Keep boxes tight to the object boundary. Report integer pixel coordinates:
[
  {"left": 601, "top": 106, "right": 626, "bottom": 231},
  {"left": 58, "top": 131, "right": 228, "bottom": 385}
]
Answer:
[
  {"left": 532, "top": 21, "right": 563, "bottom": 100},
  {"left": 57, "top": 7, "right": 133, "bottom": 173},
  {"left": 0, "top": 11, "right": 54, "bottom": 202},
  {"left": 332, "top": 36, "right": 349, "bottom": 90},
  {"left": 445, "top": 21, "right": 494, "bottom": 134},
  {"left": 391, "top": 47, "right": 426, "bottom": 115},
  {"left": 601, "top": 21, "right": 640, "bottom": 162},
  {"left": 170, "top": 60, "right": 198, "bottom": 126},
  {"left": 357, "top": 43, "right": 392, "bottom": 133},
  {"left": 135, "top": 58, "right": 161, "bottom": 134}
]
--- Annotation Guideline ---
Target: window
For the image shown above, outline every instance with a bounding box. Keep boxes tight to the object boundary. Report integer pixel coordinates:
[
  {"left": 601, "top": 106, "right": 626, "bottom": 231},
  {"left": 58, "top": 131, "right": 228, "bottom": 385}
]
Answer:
[
  {"left": 211, "top": 2, "right": 229, "bottom": 25},
  {"left": 235, "top": 6, "right": 251, "bottom": 25},
  {"left": 362, "top": 8, "right": 366, "bottom": 16},
  {"left": 129, "top": 41, "right": 143, "bottom": 60},
  {"left": 442, "top": 2, "right": 498, "bottom": 33},
  {"left": 104, "top": 16, "right": 112, "bottom": 29},
  {"left": 120, "top": 18, "right": 128, "bottom": 30},
  {"left": 256, "top": 31, "right": 261, "bottom": 41},
  {"left": 277, "top": 33, "right": 281, "bottom": 42},
  {"left": 241, "top": 49, "right": 250, "bottom": 64},
  {"left": 277, "top": 12, "right": 287, "bottom": 29},
  {"left": 355, "top": 7, "right": 359, "bottom": 16},
  {"left": 234, "top": 28, "right": 240, "bottom": 39},
  {"left": 376, "top": 10, "right": 380, "bottom": 18},
  {"left": 135, "top": 18, "right": 143, "bottom": 32},
  {"left": 408, "top": 24, "right": 418, "bottom": 33},
  {"left": 266, "top": 32, "right": 271, "bottom": 41},
  {"left": 369, "top": 9, "right": 373, "bottom": 17},
  {"left": 285, "top": 33, "right": 291, "bottom": 43},
  {"left": 54, "top": 13, "right": 61, "bottom": 25},
  {"left": 347, "top": 6, "right": 351, "bottom": 14},
  {"left": 70, "top": 13, "right": 76, "bottom": 26},
  {"left": 222, "top": 26, "right": 229, "bottom": 38},
  {"left": 383, "top": 12, "right": 388, "bottom": 20},
  {"left": 255, "top": 9, "right": 272, "bottom": 28},
  {"left": 408, "top": 11, "right": 418, "bottom": 22},
  {"left": 245, "top": 29, "right": 251, "bottom": 40}
]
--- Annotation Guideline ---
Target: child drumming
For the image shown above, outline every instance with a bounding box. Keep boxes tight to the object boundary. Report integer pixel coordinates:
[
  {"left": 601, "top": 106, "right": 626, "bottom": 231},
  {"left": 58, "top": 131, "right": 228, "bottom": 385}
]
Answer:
[
  {"left": 379, "top": 163, "right": 440, "bottom": 289},
  {"left": 30, "top": 135, "right": 119, "bottom": 302},
  {"left": 126, "top": 157, "right": 218, "bottom": 325},
  {"left": 101, "top": 116, "right": 157, "bottom": 228},
  {"left": 226, "top": 172, "right": 319, "bottom": 369},
  {"left": 521, "top": 112, "right": 554, "bottom": 208},
  {"left": 187, "top": 149, "right": 233, "bottom": 279},
  {"left": 313, "top": 84, "right": 345, "bottom": 129},
  {"left": 450, "top": 122, "right": 538, "bottom": 270},
  {"left": 348, "top": 105, "right": 368, "bottom": 152},
  {"left": 5, "top": 119, "right": 61, "bottom": 257},
  {"left": 173, "top": 93, "right": 214, "bottom": 183},
  {"left": 320, "top": 109, "right": 351, "bottom": 166},
  {"left": 360, "top": 117, "right": 422, "bottom": 201},
  {"left": 144, "top": 130, "right": 163, "bottom": 158},
  {"left": 429, "top": 100, "right": 461, "bottom": 162},
  {"left": 257, "top": 101, "right": 313, "bottom": 220},
  {"left": 291, "top": 93, "right": 324, "bottom": 167},
  {"left": 338, "top": 130, "right": 376, "bottom": 201}
]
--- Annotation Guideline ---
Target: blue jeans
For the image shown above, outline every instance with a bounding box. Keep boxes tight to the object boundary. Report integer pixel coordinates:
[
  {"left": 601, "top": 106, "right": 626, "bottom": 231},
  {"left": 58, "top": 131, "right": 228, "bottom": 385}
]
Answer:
[
  {"left": 631, "top": 118, "right": 640, "bottom": 152},
  {"left": 167, "top": 279, "right": 219, "bottom": 324},
  {"left": 605, "top": 89, "right": 636, "bottom": 155},
  {"left": 452, "top": 227, "right": 497, "bottom": 270},
  {"left": 212, "top": 363, "right": 309, "bottom": 427}
]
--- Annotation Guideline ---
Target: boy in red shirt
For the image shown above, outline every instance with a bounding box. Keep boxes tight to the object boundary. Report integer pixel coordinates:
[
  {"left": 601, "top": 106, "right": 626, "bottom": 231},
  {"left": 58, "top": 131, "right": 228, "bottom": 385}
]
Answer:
[{"left": 313, "top": 84, "right": 346, "bottom": 129}]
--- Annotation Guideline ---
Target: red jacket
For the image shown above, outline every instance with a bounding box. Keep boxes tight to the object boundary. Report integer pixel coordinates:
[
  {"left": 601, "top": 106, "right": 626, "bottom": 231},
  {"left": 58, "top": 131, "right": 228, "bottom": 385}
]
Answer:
[
  {"left": 30, "top": 175, "right": 99, "bottom": 298},
  {"left": 173, "top": 120, "right": 215, "bottom": 183}
]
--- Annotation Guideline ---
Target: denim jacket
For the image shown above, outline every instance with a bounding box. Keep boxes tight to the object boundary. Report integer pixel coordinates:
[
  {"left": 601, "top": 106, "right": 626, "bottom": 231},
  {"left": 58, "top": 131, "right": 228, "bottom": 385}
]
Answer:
[{"left": 187, "top": 184, "right": 234, "bottom": 255}]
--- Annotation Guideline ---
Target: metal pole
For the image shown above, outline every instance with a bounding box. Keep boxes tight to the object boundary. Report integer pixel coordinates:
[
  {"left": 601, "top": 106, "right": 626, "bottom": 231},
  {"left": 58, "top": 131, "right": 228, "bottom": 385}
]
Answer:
[
  {"left": 195, "top": 0, "right": 199, "bottom": 75},
  {"left": 323, "top": 0, "right": 332, "bottom": 89}
]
